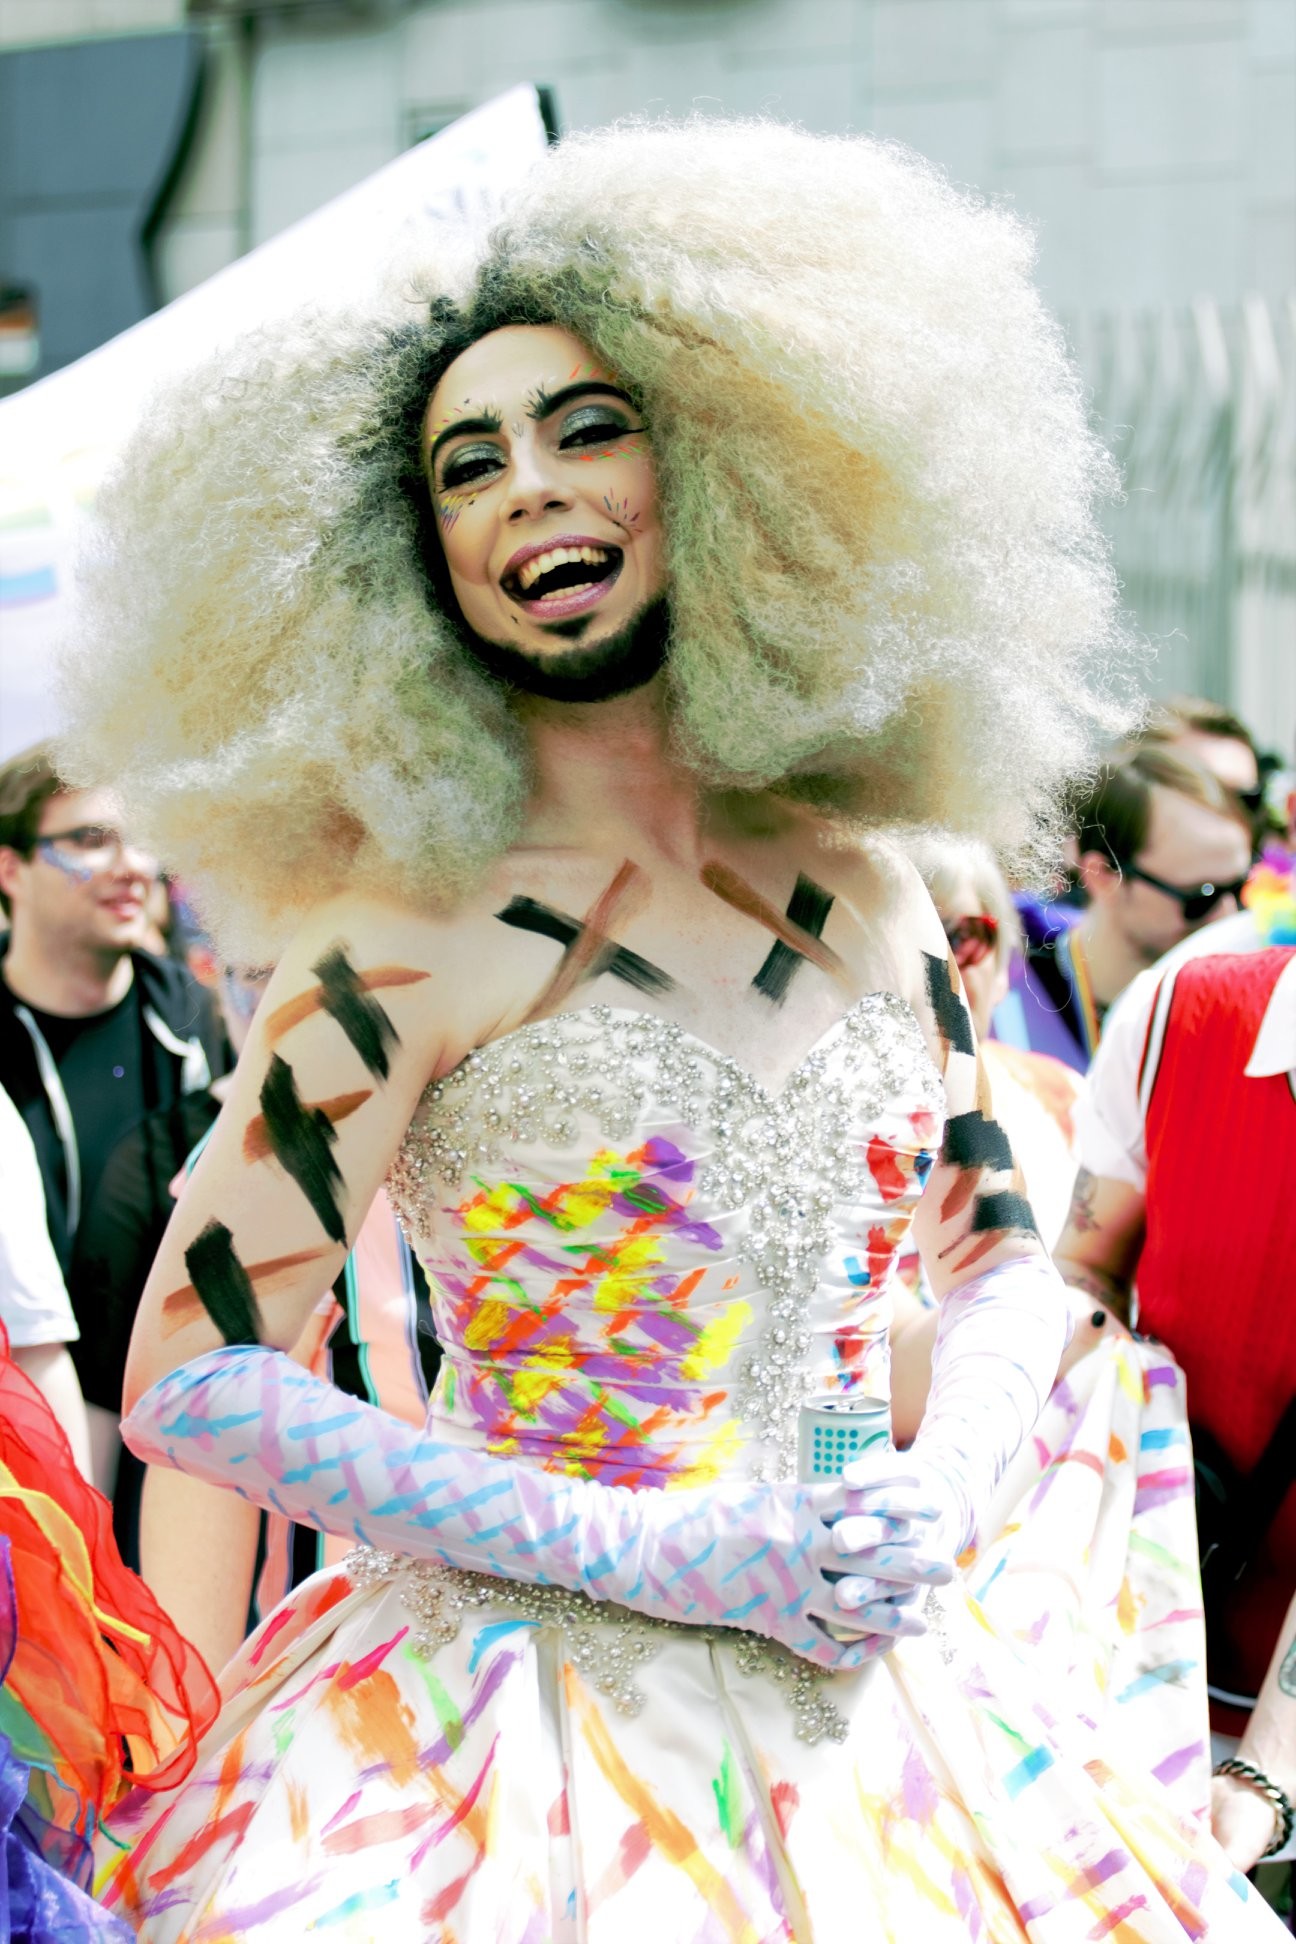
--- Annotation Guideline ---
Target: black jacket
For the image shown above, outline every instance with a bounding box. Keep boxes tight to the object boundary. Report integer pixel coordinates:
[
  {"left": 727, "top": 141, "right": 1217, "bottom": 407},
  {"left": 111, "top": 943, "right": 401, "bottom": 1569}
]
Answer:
[{"left": 0, "top": 949, "right": 229, "bottom": 1277}]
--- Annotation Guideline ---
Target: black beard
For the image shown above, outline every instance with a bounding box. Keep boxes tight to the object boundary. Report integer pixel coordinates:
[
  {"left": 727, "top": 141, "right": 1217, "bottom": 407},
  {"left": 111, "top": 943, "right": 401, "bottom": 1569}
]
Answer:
[{"left": 452, "top": 597, "right": 671, "bottom": 704}]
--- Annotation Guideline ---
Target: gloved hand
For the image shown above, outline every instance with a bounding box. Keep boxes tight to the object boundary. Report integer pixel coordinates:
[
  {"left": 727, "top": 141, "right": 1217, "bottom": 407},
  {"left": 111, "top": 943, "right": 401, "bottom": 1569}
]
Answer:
[
  {"left": 827, "top": 1252, "right": 1068, "bottom": 1615},
  {"left": 123, "top": 1347, "right": 928, "bottom": 1671}
]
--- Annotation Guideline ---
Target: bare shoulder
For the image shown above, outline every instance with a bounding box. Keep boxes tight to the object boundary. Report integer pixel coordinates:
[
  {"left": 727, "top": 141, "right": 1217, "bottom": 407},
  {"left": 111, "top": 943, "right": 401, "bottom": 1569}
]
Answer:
[
  {"left": 773, "top": 811, "right": 947, "bottom": 1006},
  {"left": 262, "top": 883, "right": 527, "bottom": 1080}
]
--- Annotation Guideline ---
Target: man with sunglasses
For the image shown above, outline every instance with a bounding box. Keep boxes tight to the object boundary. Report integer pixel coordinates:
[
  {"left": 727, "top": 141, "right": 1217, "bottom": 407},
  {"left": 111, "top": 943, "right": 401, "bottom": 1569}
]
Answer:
[
  {"left": 1008, "top": 744, "right": 1253, "bottom": 1071},
  {"left": 0, "top": 744, "right": 227, "bottom": 1530}
]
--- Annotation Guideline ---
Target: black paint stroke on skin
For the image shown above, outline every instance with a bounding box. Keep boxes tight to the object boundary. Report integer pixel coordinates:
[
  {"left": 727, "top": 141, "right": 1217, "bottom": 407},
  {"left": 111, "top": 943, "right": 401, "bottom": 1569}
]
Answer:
[
  {"left": 970, "top": 1191, "right": 1041, "bottom": 1238},
  {"left": 496, "top": 896, "right": 675, "bottom": 997},
  {"left": 259, "top": 1053, "right": 347, "bottom": 1246},
  {"left": 313, "top": 946, "right": 400, "bottom": 1081},
  {"left": 923, "top": 951, "right": 976, "bottom": 1057},
  {"left": 941, "top": 1110, "right": 1015, "bottom": 1173},
  {"left": 184, "top": 1220, "right": 264, "bottom": 1345},
  {"left": 752, "top": 875, "right": 836, "bottom": 1005}
]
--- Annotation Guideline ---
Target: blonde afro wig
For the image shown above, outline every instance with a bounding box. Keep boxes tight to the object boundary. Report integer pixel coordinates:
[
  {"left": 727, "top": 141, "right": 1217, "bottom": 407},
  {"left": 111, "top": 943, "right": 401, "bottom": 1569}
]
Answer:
[{"left": 60, "top": 117, "right": 1137, "bottom": 960}]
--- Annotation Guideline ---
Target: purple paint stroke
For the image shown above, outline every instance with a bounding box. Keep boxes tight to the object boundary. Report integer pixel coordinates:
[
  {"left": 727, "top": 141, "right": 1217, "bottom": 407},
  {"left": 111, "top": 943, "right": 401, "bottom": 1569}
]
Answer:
[
  {"left": 414, "top": 1640, "right": 526, "bottom": 1771},
  {"left": 1152, "top": 1741, "right": 1205, "bottom": 1788},
  {"left": 900, "top": 1744, "right": 939, "bottom": 1823},
  {"left": 191, "top": 1873, "right": 328, "bottom": 1935}
]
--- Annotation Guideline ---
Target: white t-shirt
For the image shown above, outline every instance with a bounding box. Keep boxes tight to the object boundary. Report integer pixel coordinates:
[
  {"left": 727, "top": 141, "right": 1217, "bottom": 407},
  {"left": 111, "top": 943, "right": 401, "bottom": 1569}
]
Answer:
[
  {"left": 0, "top": 1082, "right": 79, "bottom": 1348},
  {"left": 1075, "top": 915, "right": 1296, "bottom": 1191}
]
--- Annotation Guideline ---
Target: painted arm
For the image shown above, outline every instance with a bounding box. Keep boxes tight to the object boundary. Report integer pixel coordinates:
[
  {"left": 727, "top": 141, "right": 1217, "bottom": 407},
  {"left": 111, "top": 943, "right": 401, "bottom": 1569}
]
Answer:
[
  {"left": 122, "top": 1345, "right": 940, "bottom": 1670},
  {"left": 1052, "top": 1166, "right": 1146, "bottom": 1333},
  {"left": 832, "top": 892, "right": 1069, "bottom": 1592}
]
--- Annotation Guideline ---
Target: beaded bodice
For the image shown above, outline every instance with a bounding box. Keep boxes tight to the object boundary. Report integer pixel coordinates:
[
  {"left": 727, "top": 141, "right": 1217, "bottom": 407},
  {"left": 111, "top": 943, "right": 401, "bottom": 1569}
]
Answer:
[{"left": 388, "top": 996, "right": 945, "bottom": 1483}]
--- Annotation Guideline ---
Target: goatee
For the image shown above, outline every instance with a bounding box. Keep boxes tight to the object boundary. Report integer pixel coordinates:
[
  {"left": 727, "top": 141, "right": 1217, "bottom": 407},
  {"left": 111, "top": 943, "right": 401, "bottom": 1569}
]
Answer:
[{"left": 454, "top": 598, "right": 670, "bottom": 704}]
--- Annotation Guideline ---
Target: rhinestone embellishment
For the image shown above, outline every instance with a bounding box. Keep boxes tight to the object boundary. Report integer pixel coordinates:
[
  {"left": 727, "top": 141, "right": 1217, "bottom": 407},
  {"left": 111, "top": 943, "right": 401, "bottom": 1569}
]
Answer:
[
  {"left": 345, "top": 1547, "right": 851, "bottom": 1745},
  {"left": 388, "top": 997, "right": 943, "bottom": 1477}
]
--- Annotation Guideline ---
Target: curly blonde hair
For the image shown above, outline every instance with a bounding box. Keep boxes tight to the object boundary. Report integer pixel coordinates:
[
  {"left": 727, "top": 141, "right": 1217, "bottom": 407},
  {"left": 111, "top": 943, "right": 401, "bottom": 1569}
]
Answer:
[{"left": 59, "top": 118, "right": 1138, "bottom": 960}]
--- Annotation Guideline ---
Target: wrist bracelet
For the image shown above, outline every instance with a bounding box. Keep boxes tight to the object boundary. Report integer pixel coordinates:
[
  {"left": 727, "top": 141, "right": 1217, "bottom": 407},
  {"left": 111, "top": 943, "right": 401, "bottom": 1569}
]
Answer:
[{"left": 1213, "top": 1758, "right": 1295, "bottom": 1858}]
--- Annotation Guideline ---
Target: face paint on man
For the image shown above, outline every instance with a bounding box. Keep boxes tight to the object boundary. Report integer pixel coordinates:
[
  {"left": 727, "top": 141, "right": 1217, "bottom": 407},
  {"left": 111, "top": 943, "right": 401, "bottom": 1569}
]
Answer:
[{"left": 423, "top": 324, "right": 669, "bottom": 704}]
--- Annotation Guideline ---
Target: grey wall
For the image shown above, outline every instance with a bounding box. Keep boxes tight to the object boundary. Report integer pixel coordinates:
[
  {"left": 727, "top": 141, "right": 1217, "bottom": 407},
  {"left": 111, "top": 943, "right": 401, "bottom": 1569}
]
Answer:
[
  {"left": 219, "top": 0, "right": 1294, "bottom": 314},
  {"left": 0, "top": 28, "right": 203, "bottom": 381}
]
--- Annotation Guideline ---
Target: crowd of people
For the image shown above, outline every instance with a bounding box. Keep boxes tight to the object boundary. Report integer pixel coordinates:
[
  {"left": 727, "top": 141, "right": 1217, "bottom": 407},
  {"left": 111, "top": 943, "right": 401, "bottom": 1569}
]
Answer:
[{"left": 0, "top": 116, "right": 1292, "bottom": 1941}]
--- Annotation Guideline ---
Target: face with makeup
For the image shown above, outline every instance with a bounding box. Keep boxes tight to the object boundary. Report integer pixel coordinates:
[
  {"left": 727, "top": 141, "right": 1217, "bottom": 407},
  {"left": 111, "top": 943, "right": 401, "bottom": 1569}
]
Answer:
[
  {"left": 0, "top": 787, "right": 157, "bottom": 961},
  {"left": 423, "top": 324, "right": 667, "bottom": 699}
]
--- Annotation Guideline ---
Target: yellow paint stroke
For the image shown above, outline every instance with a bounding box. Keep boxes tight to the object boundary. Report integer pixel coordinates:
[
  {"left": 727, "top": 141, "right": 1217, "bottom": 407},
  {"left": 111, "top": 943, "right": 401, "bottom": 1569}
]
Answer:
[
  {"left": 680, "top": 1300, "right": 752, "bottom": 1380},
  {"left": 1116, "top": 1576, "right": 1140, "bottom": 1636},
  {"left": 564, "top": 1668, "right": 764, "bottom": 1941}
]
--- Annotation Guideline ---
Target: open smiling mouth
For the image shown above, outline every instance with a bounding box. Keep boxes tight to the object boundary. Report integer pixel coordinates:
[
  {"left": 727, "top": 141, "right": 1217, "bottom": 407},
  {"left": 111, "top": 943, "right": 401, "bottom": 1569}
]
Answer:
[{"left": 502, "top": 544, "right": 623, "bottom": 621}]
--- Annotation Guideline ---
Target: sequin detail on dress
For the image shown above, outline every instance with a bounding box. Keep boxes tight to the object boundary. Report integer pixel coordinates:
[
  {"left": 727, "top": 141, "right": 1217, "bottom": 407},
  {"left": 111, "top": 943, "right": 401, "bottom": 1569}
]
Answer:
[
  {"left": 345, "top": 1547, "right": 850, "bottom": 1745},
  {"left": 388, "top": 996, "right": 944, "bottom": 1478}
]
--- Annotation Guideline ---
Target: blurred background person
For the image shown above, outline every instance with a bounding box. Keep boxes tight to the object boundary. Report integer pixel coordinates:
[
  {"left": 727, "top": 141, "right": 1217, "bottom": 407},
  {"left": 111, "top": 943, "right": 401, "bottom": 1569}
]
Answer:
[
  {"left": 890, "top": 831, "right": 1208, "bottom": 1822},
  {"left": 1000, "top": 744, "right": 1253, "bottom": 1071},
  {"left": 0, "top": 744, "right": 229, "bottom": 1564},
  {"left": 1055, "top": 936, "right": 1296, "bottom": 1877},
  {"left": 0, "top": 1082, "right": 91, "bottom": 1477}
]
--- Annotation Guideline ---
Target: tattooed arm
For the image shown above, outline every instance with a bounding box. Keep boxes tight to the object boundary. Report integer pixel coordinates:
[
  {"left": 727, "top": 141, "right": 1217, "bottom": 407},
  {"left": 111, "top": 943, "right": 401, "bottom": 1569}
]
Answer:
[
  {"left": 1211, "top": 1590, "right": 1296, "bottom": 1872},
  {"left": 1051, "top": 1166, "right": 1145, "bottom": 1338}
]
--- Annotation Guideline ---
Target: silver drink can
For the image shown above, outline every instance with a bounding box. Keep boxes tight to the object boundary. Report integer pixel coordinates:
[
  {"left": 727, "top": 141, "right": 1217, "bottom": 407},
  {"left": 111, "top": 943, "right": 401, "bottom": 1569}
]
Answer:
[{"left": 797, "top": 1396, "right": 893, "bottom": 1643}]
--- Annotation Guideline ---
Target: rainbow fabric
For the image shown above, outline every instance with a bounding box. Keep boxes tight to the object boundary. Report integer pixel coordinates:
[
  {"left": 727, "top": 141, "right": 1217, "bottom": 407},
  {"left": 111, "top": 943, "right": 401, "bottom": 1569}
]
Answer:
[{"left": 99, "top": 1002, "right": 1279, "bottom": 1939}]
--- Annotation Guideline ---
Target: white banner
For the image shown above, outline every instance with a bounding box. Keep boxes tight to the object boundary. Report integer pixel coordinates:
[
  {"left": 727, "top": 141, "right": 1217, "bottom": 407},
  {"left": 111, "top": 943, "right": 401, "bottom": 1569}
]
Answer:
[{"left": 0, "top": 85, "right": 550, "bottom": 758}]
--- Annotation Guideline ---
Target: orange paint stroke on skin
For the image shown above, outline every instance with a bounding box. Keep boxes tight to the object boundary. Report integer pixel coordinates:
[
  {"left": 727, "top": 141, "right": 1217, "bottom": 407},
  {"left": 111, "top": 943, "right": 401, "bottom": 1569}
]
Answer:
[
  {"left": 160, "top": 1245, "right": 338, "bottom": 1337},
  {"left": 242, "top": 1087, "right": 372, "bottom": 1163},
  {"left": 564, "top": 1667, "right": 763, "bottom": 1941},
  {"left": 264, "top": 965, "right": 430, "bottom": 1044},
  {"left": 522, "top": 859, "right": 649, "bottom": 1023},
  {"left": 700, "top": 862, "right": 848, "bottom": 984}
]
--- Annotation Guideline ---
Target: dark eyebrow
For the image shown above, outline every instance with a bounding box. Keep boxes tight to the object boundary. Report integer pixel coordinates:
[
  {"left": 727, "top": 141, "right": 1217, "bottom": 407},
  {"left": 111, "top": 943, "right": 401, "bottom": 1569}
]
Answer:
[
  {"left": 526, "top": 381, "right": 637, "bottom": 421},
  {"left": 427, "top": 410, "right": 504, "bottom": 470}
]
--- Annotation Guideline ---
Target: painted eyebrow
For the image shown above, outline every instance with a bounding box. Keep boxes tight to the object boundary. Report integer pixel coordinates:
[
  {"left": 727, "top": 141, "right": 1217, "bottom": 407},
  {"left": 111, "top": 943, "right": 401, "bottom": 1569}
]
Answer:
[
  {"left": 428, "top": 410, "right": 504, "bottom": 470},
  {"left": 526, "top": 380, "right": 637, "bottom": 421}
]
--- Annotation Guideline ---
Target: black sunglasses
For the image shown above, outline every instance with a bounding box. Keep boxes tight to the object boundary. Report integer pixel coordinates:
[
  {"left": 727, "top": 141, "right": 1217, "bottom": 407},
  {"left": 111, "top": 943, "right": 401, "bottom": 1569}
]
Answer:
[{"left": 1118, "top": 861, "right": 1249, "bottom": 922}]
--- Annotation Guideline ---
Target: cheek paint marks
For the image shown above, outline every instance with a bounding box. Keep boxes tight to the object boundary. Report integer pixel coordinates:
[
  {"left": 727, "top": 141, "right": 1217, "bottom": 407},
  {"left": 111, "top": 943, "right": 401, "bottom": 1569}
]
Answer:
[
  {"left": 265, "top": 964, "right": 428, "bottom": 1050},
  {"left": 257, "top": 1053, "right": 348, "bottom": 1246},
  {"left": 603, "top": 494, "right": 641, "bottom": 530},
  {"left": 183, "top": 1220, "right": 265, "bottom": 1344},
  {"left": 923, "top": 951, "right": 976, "bottom": 1059},
  {"left": 42, "top": 850, "right": 97, "bottom": 886}
]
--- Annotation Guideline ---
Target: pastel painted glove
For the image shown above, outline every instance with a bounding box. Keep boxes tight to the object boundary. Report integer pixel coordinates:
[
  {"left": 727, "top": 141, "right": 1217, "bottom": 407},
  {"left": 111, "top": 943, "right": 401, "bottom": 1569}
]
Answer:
[
  {"left": 830, "top": 1253, "right": 1069, "bottom": 1610},
  {"left": 124, "top": 1346, "right": 916, "bottom": 1670}
]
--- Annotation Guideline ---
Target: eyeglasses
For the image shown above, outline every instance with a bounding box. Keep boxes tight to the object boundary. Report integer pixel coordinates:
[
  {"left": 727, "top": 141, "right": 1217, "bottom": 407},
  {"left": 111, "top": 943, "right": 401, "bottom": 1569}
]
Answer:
[
  {"left": 942, "top": 913, "right": 999, "bottom": 968},
  {"left": 35, "top": 824, "right": 158, "bottom": 876},
  {"left": 1118, "top": 860, "right": 1248, "bottom": 922}
]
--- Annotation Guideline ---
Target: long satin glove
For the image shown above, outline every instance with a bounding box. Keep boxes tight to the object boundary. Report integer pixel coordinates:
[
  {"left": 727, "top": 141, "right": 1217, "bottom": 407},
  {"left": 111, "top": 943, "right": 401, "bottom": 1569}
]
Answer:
[
  {"left": 829, "top": 1253, "right": 1070, "bottom": 1611},
  {"left": 121, "top": 1348, "right": 941, "bottom": 1670}
]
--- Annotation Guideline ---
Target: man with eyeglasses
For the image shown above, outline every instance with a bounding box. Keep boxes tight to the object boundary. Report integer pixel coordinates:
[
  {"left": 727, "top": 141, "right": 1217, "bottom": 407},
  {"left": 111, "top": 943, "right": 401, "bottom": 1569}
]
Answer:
[
  {"left": 0, "top": 744, "right": 227, "bottom": 1537},
  {"left": 1004, "top": 744, "right": 1253, "bottom": 1072}
]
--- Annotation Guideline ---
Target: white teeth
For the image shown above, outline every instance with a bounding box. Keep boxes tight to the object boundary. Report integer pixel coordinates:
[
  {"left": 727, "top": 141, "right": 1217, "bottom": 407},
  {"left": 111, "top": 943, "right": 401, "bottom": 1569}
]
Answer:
[{"left": 515, "top": 544, "right": 610, "bottom": 592}]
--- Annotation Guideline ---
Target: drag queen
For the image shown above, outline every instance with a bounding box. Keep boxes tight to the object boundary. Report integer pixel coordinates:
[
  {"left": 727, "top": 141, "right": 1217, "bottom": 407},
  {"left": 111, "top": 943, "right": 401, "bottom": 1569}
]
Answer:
[{"left": 63, "top": 122, "right": 1279, "bottom": 1937}]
